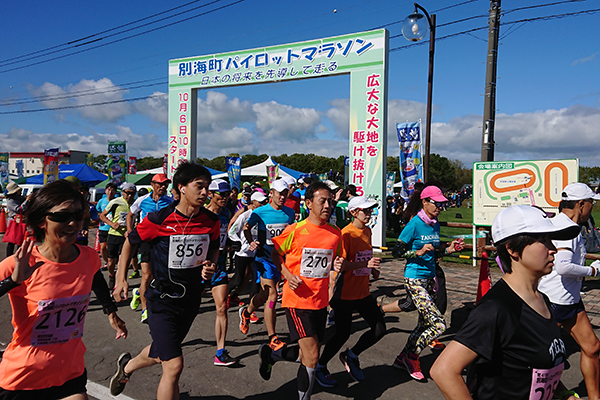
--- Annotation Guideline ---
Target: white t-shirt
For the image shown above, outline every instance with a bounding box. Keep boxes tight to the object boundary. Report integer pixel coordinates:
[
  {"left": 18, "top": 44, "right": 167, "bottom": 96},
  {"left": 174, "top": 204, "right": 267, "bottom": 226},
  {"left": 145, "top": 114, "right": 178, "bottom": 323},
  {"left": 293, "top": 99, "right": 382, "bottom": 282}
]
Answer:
[
  {"left": 228, "top": 209, "right": 258, "bottom": 258},
  {"left": 538, "top": 213, "right": 591, "bottom": 305}
]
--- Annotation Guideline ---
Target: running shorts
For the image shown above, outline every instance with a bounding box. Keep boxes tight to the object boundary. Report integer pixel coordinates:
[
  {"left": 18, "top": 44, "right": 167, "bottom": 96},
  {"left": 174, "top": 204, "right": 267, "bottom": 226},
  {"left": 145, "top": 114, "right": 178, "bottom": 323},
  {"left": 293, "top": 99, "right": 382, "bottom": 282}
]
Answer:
[{"left": 285, "top": 307, "right": 327, "bottom": 343}]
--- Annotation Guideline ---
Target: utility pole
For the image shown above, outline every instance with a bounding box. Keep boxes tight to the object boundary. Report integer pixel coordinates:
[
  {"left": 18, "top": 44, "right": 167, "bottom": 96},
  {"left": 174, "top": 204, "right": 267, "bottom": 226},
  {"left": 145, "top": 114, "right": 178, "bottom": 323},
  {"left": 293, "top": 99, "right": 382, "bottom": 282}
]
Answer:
[{"left": 480, "top": 0, "right": 501, "bottom": 162}]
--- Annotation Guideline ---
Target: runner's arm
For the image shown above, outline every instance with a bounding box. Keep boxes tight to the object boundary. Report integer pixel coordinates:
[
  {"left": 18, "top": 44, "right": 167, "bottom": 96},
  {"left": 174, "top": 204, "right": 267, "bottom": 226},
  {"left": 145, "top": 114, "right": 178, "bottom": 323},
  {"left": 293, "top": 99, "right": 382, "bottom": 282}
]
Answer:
[
  {"left": 555, "top": 248, "right": 598, "bottom": 277},
  {"left": 272, "top": 248, "right": 303, "bottom": 290},
  {"left": 430, "top": 340, "right": 477, "bottom": 400},
  {"left": 113, "top": 237, "right": 133, "bottom": 301},
  {"left": 125, "top": 211, "right": 136, "bottom": 234},
  {"left": 100, "top": 207, "right": 118, "bottom": 230}
]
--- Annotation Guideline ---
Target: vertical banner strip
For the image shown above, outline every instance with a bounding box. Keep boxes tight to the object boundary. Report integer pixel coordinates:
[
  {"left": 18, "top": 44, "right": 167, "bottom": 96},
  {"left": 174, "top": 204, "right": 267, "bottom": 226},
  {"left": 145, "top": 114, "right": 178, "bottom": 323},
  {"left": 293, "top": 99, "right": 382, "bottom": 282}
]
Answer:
[{"left": 43, "top": 148, "right": 60, "bottom": 185}]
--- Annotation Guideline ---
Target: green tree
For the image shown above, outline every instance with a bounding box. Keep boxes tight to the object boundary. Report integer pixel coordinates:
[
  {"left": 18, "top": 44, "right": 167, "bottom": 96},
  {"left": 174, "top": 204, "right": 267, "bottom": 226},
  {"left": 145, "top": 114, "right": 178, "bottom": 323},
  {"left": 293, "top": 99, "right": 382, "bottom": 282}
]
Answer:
[
  {"left": 92, "top": 154, "right": 108, "bottom": 173},
  {"left": 136, "top": 156, "right": 163, "bottom": 171},
  {"left": 429, "top": 153, "right": 456, "bottom": 189}
]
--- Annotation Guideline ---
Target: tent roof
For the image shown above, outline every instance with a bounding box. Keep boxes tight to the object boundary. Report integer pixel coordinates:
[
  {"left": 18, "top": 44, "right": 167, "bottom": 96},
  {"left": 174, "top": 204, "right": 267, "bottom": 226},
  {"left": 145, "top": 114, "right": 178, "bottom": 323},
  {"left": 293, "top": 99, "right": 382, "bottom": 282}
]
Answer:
[
  {"left": 25, "top": 164, "right": 107, "bottom": 187},
  {"left": 96, "top": 173, "right": 154, "bottom": 188},
  {"left": 212, "top": 156, "right": 305, "bottom": 180},
  {"left": 138, "top": 165, "right": 224, "bottom": 176}
]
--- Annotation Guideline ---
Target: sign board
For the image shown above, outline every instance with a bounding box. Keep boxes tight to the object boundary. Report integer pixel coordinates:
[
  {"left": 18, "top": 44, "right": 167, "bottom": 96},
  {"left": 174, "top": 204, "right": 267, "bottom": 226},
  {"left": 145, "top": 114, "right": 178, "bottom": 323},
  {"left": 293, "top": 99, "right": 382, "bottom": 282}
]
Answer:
[
  {"left": 168, "top": 29, "right": 389, "bottom": 246},
  {"left": 473, "top": 159, "right": 578, "bottom": 226}
]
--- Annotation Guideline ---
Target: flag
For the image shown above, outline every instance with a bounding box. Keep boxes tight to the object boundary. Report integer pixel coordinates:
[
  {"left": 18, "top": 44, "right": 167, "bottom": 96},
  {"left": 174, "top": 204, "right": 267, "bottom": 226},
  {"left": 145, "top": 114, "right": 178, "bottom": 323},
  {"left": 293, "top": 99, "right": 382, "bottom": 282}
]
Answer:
[
  {"left": 386, "top": 172, "right": 396, "bottom": 197},
  {"left": 226, "top": 157, "right": 241, "bottom": 190},
  {"left": 107, "top": 141, "right": 127, "bottom": 185},
  {"left": 43, "top": 148, "right": 59, "bottom": 185},
  {"left": 396, "top": 121, "right": 423, "bottom": 200},
  {"left": 267, "top": 165, "right": 279, "bottom": 184},
  {"left": 128, "top": 157, "right": 137, "bottom": 174}
]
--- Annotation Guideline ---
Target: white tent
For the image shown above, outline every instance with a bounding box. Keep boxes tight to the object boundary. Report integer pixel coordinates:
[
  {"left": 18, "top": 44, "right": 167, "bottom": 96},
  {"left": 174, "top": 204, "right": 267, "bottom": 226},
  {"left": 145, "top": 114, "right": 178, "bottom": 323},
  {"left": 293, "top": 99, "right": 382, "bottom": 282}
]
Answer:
[{"left": 212, "top": 156, "right": 302, "bottom": 179}]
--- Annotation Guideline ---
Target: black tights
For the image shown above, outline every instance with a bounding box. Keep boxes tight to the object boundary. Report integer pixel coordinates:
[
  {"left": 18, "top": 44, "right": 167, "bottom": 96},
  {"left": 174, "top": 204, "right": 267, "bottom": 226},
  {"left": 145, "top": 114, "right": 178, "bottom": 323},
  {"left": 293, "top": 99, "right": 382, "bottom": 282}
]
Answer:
[{"left": 228, "top": 256, "right": 259, "bottom": 298}]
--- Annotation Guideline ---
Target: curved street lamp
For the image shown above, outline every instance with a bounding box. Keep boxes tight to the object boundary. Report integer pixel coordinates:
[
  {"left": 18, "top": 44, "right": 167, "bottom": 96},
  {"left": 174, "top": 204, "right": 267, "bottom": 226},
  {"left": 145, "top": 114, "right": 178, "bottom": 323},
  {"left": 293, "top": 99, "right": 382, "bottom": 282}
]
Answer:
[{"left": 402, "top": 3, "right": 435, "bottom": 182}]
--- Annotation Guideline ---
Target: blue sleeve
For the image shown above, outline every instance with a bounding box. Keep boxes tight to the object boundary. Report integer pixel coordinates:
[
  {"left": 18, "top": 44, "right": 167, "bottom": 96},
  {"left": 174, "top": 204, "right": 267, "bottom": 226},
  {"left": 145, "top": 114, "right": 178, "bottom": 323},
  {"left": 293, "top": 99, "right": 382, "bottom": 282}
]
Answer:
[{"left": 247, "top": 211, "right": 260, "bottom": 228}]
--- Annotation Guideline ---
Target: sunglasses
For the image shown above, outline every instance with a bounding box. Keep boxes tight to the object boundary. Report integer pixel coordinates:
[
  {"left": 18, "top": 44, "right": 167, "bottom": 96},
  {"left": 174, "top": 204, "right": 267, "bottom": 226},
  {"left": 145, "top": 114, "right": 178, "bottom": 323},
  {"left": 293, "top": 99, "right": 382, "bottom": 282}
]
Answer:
[
  {"left": 46, "top": 210, "right": 84, "bottom": 223},
  {"left": 427, "top": 199, "right": 446, "bottom": 208}
]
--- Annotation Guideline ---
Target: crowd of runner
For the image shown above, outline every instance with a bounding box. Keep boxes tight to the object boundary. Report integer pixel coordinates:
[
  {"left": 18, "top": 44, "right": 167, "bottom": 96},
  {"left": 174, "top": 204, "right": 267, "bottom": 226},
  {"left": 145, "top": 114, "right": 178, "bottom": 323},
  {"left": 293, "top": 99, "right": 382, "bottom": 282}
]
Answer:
[{"left": 0, "top": 162, "right": 598, "bottom": 400}]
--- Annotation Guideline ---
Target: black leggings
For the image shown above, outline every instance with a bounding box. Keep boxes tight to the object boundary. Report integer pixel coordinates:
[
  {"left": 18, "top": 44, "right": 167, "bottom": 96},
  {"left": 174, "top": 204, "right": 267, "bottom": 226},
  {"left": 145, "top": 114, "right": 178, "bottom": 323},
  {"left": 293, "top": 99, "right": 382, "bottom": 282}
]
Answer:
[
  {"left": 228, "top": 255, "right": 259, "bottom": 298},
  {"left": 319, "top": 295, "right": 386, "bottom": 366}
]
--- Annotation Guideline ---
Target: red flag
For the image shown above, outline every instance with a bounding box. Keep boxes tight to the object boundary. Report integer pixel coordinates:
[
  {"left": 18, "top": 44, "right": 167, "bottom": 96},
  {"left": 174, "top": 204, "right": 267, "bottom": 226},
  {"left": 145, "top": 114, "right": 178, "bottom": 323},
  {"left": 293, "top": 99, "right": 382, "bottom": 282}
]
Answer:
[{"left": 476, "top": 251, "right": 492, "bottom": 304}]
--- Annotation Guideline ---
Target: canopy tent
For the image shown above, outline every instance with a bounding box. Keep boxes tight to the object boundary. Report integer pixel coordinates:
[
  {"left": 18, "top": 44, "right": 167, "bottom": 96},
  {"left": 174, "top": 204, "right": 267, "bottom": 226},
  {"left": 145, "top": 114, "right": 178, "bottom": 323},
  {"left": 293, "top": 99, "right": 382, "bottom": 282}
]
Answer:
[
  {"left": 96, "top": 173, "right": 154, "bottom": 188},
  {"left": 212, "top": 156, "right": 305, "bottom": 180},
  {"left": 138, "top": 165, "right": 224, "bottom": 176},
  {"left": 24, "top": 164, "right": 107, "bottom": 187}
]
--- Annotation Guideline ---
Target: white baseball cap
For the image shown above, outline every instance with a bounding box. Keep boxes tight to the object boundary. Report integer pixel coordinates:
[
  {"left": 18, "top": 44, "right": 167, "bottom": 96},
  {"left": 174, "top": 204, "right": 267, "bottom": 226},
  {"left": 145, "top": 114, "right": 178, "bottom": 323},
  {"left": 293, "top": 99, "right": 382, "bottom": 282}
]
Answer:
[
  {"left": 209, "top": 179, "right": 230, "bottom": 192},
  {"left": 492, "top": 205, "right": 580, "bottom": 243},
  {"left": 251, "top": 192, "right": 267, "bottom": 203},
  {"left": 348, "top": 196, "right": 378, "bottom": 211},
  {"left": 561, "top": 182, "right": 600, "bottom": 201},
  {"left": 270, "top": 179, "right": 289, "bottom": 193},
  {"left": 323, "top": 180, "right": 339, "bottom": 191},
  {"left": 283, "top": 176, "right": 296, "bottom": 187}
]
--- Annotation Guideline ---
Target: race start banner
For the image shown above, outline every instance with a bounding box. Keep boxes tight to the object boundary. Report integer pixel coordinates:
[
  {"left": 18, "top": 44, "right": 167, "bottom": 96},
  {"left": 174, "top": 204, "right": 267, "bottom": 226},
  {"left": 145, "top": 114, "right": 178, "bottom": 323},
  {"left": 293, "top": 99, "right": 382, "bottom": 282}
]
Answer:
[
  {"left": 396, "top": 121, "right": 423, "bottom": 201},
  {"left": 107, "top": 141, "right": 127, "bottom": 186},
  {"left": 473, "top": 159, "right": 578, "bottom": 226},
  {"left": 0, "top": 153, "right": 9, "bottom": 193},
  {"left": 43, "top": 148, "right": 59, "bottom": 185},
  {"left": 128, "top": 157, "right": 137, "bottom": 174},
  {"left": 168, "top": 29, "right": 388, "bottom": 247},
  {"left": 226, "top": 156, "right": 241, "bottom": 190}
]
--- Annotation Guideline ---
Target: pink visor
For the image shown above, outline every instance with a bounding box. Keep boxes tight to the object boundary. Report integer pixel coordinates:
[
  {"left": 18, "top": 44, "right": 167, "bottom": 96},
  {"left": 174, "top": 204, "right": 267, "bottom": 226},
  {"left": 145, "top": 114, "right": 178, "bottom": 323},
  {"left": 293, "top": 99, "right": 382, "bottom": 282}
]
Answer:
[{"left": 420, "top": 186, "right": 448, "bottom": 202}]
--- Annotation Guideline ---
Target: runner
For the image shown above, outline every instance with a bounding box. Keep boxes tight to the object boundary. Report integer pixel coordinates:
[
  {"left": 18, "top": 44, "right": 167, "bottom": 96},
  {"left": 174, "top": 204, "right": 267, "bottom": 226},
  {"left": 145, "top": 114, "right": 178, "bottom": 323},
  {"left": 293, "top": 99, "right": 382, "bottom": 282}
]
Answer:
[
  {"left": 99, "top": 182, "right": 137, "bottom": 289},
  {"left": 204, "top": 178, "right": 238, "bottom": 366},
  {"left": 538, "top": 183, "right": 600, "bottom": 400},
  {"left": 283, "top": 176, "right": 300, "bottom": 219},
  {"left": 257, "top": 181, "right": 343, "bottom": 400},
  {"left": 96, "top": 183, "right": 117, "bottom": 267},
  {"left": 238, "top": 179, "right": 295, "bottom": 351},
  {"left": 0, "top": 180, "right": 127, "bottom": 400},
  {"left": 431, "top": 205, "right": 581, "bottom": 400},
  {"left": 110, "top": 162, "right": 218, "bottom": 399},
  {"left": 126, "top": 174, "right": 174, "bottom": 323},
  {"left": 315, "top": 196, "right": 386, "bottom": 387}
]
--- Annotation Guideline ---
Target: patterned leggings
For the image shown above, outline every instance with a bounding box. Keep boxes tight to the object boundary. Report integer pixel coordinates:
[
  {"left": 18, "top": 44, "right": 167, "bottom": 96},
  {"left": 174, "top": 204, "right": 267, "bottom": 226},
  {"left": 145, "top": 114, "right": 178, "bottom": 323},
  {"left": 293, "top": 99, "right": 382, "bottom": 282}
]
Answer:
[{"left": 402, "top": 277, "right": 446, "bottom": 356}]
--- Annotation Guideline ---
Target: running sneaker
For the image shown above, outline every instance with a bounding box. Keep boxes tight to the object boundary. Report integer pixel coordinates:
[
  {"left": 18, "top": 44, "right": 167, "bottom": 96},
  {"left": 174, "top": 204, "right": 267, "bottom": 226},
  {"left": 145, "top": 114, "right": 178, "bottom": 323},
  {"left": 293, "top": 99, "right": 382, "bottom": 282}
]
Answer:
[
  {"left": 268, "top": 335, "right": 285, "bottom": 351},
  {"left": 249, "top": 311, "right": 259, "bottom": 324},
  {"left": 214, "top": 350, "right": 237, "bottom": 366},
  {"left": 109, "top": 352, "right": 132, "bottom": 396},
  {"left": 315, "top": 366, "right": 337, "bottom": 387},
  {"left": 229, "top": 295, "right": 243, "bottom": 307},
  {"left": 128, "top": 270, "right": 140, "bottom": 279},
  {"left": 428, "top": 339, "right": 446, "bottom": 350},
  {"left": 140, "top": 309, "right": 148, "bottom": 324},
  {"left": 101, "top": 264, "right": 108, "bottom": 271},
  {"left": 393, "top": 352, "right": 425, "bottom": 381},
  {"left": 130, "top": 288, "right": 141, "bottom": 311},
  {"left": 340, "top": 349, "right": 364, "bottom": 382},
  {"left": 259, "top": 343, "right": 275, "bottom": 381},
  {"left": 239, "top": 306, "right": 250, "bottom": 335}
]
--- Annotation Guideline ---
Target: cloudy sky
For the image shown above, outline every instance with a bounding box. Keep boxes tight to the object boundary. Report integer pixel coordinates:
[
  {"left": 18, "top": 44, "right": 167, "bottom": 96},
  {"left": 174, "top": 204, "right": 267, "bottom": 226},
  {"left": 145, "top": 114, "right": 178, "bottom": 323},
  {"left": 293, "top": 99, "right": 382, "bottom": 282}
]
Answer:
[{"left": 1, "top": 0, "right": 599, "bottom": 168}]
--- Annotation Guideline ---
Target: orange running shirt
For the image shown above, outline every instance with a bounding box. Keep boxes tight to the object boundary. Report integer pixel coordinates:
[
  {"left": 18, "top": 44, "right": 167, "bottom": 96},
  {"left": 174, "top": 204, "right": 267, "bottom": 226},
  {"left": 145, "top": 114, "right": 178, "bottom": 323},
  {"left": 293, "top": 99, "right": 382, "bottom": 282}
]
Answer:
[
  {"left": 273, "top": 219, "right": 341, "bottom": 310},
  {"left": 0, "top": 245, "right": 100, "bottom": 391},
  {"left": 333, "top": 223, "right": 373, "bottom": 301}
]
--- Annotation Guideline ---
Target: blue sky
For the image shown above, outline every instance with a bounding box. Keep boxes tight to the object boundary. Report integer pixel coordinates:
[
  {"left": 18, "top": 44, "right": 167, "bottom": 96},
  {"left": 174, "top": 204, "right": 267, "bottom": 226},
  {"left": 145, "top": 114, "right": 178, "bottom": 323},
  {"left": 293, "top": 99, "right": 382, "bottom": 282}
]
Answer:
[{"left": 1, "top": 0, "right": 599, "bottom": 168}]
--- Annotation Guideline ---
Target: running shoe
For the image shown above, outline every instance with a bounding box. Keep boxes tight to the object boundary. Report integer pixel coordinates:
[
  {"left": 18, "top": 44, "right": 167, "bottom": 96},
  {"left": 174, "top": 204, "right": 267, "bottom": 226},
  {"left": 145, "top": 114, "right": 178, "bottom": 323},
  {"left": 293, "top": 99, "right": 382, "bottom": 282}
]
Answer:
[
  {"left": 229, "top": 295, "right": 243, "bottom": 307},
  {"left": 109, "top": 352, "right": 132, "bottom": 396},
  {"left": 428, "top": 339, "right": 446, "bottom": 350},
  {"left": 130, "top": 288, "right": 141, "bottom": 311},
  {"left": 239, "top": 306, "right": 250, "bottom": 335},
  {"left": 340, "top": 349, "right": 364, "bottom": 382},
  {"left": 101, "top": 264, "right": 108, "bottom": 271},
  {"left": 393, "top": 352, "right": 425, "bottom": 381},
  {"left": 259, "top": 343, "right": 275, "bottom": 381},
  {"left": 249, "top": 311, "right": 259, "bottom": 324},
  {"left": 141, "top": 309, "right": 148, "bottom": 324},
  {"left": 268, "top": 335, "right": 285, "bottom": 351},
  {"left": 128, "top": 270, "right": 140, "bottom": 279},
  {"left": 315, "top": 366, "right": 337, "bottom": 387},
  {"left": 214, "top": 350, "right": 238, "bottom": 366}
]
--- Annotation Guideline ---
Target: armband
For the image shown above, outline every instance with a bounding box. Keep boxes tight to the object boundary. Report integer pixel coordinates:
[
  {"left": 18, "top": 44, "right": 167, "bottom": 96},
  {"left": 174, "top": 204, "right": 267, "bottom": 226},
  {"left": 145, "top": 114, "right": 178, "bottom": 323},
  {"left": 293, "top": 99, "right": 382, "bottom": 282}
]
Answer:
[
  {"left": 0, "top": 276, "right": 20, "bottom": 297},
  {"left": 558, "top": 390, "right": 580, "bottom": 400},
  {"left": 392, "top": 240, "right": 418, "bottom": 259}
]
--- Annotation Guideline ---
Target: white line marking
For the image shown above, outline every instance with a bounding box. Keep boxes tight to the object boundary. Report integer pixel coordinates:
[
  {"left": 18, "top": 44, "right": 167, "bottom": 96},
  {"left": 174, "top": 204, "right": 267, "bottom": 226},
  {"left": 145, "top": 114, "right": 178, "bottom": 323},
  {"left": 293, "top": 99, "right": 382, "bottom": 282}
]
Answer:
[{"left": 87, "top": 381, "right": 137, "bottom": 400}]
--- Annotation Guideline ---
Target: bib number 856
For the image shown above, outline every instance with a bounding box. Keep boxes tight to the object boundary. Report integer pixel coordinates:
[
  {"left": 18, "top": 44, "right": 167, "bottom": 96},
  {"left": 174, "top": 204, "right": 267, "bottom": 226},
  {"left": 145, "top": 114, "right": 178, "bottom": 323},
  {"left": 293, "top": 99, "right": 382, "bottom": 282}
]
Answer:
[{"left": 175, "top": 243, "right": 204, "bottom": 258}]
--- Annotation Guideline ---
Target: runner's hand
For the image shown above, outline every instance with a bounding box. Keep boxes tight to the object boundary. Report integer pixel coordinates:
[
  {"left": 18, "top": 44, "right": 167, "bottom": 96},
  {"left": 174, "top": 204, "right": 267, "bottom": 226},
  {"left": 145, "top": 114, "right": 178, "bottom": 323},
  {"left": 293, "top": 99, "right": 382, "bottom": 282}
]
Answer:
[
  {"left": 11, "top": 236, "right": 43, "bottom": 284},
  {"left": 367, "top": 257, "right": 382, "bottom": 269},
  {"left": 371, "top": 268, "right": 381, "bottom": 280},
  {"left": 113, "top": 279, "right": 129, "bottom": 302},
  {"left": 416, "top": 244, "right": 435, "bottom": 256},
  {"left": 333, "top": 256, "right": 345, "bottom": 272},
  {"left": 108, "top": 312, "right": 128, "bottom": 339},
  {"left": 287, "top": 274, "right": 304, "bottom": 290},
  {"left": 201, "top": 261, "right": 216, "bottom": 280},
  {"left": 248, "top": 241, "right": 259, "bottom": 252}
]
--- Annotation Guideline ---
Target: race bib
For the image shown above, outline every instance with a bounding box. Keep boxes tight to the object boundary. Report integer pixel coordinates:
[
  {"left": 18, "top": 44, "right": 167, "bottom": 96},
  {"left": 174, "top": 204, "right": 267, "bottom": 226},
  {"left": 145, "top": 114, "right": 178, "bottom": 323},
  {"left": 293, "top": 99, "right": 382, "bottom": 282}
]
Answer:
[
  {"left": 219, "top": 224, "right": 228, "bottom": 250},
  {"left": 353, "top": 249, "right": 373, "bottom": 276},
  {"left": 31, "top": 292, "right": 90, "bottom": 347},
  {"left": 118, "top": 211, "right": 128, "bottom": 226},
  {"left": 266, "top": 223, "right": 288, "bottom": 245},
  {"left": 169, "top": 234, "right": 209, "bottom": 269},
  {"left": 529, "top": 363, "right": 563, "bottom": 400},
  {"left": 300, "top": 248, "right": 333, "bottom": 278}
]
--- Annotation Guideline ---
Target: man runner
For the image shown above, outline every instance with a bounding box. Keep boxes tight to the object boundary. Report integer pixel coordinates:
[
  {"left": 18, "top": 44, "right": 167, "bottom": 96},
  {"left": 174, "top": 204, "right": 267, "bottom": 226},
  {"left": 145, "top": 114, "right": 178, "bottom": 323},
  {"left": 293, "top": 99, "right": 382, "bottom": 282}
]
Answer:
[
  {"left": 239, "top": 179, "right": 295, "bottom": 351},
  {"left": 110, "top": 162, "right": 218, "bottom": 400},
  {"left": 258, "top": 181, "right": 343, "bottom": 400},
  {"left": 96, "top": 182, "right": 117, "bottom": 266}
]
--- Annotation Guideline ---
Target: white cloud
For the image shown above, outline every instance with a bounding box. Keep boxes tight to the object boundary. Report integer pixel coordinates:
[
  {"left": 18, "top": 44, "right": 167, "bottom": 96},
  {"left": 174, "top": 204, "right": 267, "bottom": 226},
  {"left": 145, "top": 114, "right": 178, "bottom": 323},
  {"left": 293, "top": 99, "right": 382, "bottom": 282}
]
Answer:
[
  {"left": 134, "top": 92, "right": 168, "bottom": 124},
  {"left": 253, "top": 101, "right": 321, "bottom": 142},
  {"left": 572, "top": 52, "right": 598, "bottom": 66}
]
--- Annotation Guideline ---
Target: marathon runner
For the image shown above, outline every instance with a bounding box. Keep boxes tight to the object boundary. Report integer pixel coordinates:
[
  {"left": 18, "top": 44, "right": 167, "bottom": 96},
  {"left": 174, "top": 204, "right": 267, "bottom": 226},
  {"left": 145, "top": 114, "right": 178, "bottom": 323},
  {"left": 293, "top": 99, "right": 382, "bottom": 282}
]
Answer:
[
  {"left": 96, "top": 183, "right": 117, "bottom": 267},
  {"left": 110, "top": 162, "right": 218, "bottom": 400},
  {"left": 258, "top": 181, "right": 343, "bottom": 400},
  {"left": 239, "top": 179, "right": 295, "bottom": 351},
  {"left": 126, "top": 174, "right": 174, "bottom": 323}
]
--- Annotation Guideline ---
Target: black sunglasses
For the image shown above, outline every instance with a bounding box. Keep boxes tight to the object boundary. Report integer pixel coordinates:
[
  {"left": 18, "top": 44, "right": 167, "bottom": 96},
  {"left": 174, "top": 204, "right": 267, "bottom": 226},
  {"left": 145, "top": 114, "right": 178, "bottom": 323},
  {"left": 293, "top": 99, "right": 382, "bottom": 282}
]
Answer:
[
  {"left": 46, "top": 210, "right": 84, "bottom": 223},
  {"left": 427, "top": 199, "right": 446, "bottom": 208}
]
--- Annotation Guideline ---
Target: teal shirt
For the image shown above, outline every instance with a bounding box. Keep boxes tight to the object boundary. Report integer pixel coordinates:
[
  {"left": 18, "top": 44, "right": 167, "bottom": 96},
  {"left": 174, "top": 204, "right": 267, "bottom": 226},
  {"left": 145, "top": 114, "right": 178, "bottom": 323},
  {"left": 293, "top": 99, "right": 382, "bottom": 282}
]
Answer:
[{"left": 399, "top": 215, "right": 440, "bottom": 279}]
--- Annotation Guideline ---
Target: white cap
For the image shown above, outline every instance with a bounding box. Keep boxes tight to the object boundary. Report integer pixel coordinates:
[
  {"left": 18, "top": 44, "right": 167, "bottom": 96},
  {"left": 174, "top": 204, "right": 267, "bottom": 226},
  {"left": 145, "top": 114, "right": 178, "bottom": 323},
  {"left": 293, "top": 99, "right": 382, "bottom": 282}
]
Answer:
[
  {"left": 561, "top": 182, "right": 600, "bottom": 201},
  {"left": 323, "top": 180, "right": 338, "bottom": 191},
  {"left": 270, "top": 179, "right": 289, "bottom": 193},
  {"left": 298, "top": 178, "right": 304, "bottom": 185},
  {"left": 251, "top": 192, "right": 267, "bottom": 203},
  {"left": 492, "top": 205, "right": 580, "bottom": 243},
  {"left": 121, "top": 182, "right": 136, "bottom": 192},
  {"left": 348, "top": 196, "right": 377, "bottom": 211},
  {"left": 283, "top": 176, "right": 296, "bottom": 187},
  {"left": 209, "top": 179, "right": 230, "bottom": 192}
]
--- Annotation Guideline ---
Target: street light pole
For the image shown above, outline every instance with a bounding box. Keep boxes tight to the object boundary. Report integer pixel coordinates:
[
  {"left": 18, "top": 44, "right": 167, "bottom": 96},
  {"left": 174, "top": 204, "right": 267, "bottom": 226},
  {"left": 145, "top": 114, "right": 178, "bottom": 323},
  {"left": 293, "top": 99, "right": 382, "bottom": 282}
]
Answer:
[{"left": 402, "top": 3, "right": 435, "bottom": 182}]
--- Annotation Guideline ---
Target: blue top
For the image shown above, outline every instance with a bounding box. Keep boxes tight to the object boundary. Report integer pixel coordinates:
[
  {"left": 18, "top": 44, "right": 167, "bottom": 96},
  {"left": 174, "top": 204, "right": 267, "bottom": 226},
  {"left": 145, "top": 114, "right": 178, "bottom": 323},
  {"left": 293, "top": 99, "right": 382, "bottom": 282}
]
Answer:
[
  {"left": 130, "top": 193, "right": 174, "bottom": 222},
  {"left": 96, "top": 195, "right": 111, "bottom": 232},
  {"left": 247, "top": 203, "right": 295, "bottom": 264},
  {"left": 399, "top": 215, "right": 440, "bottom": 279}
]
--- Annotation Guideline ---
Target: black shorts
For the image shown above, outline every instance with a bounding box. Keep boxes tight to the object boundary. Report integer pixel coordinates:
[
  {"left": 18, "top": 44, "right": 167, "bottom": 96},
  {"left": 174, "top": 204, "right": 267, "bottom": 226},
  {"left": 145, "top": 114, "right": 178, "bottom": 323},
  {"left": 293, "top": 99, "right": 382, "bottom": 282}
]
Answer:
[
  {"left": 0, "top": 370, "right": 87, "bottom": 400},
  {"left": 107, "top": 235, "right": 126, "bottom": 259},
  {"left": 146, "top": 287, "right": 202, "bottom": 361},
  {"left": 98, "top": 230, "right": 109, "bottom": 243},
  {"left": 285, "top": 307, "right": 327, "bottom": 343},
  {"left": 139, "top": 241, "right": 152, "bottom": 263},
  {"left": 551, "top": 299, "right": 586, "bottom": 324}
]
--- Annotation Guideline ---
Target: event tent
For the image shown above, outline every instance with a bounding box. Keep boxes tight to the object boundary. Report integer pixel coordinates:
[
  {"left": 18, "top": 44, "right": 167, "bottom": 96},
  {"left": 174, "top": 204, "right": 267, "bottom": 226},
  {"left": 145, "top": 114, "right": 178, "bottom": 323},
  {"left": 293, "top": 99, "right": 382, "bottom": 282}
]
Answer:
[
  {"left": 139, "top": 165, "right": 224, "bottom": 176},
  {"left": 96, "top": 173, "right": 154, "bottom": 188},
  {"left": 23, "top": 164, "right": 107, "bottom": 186},
  {"left": 212, "top": 156, "right": 305, "bottom": 180}
]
